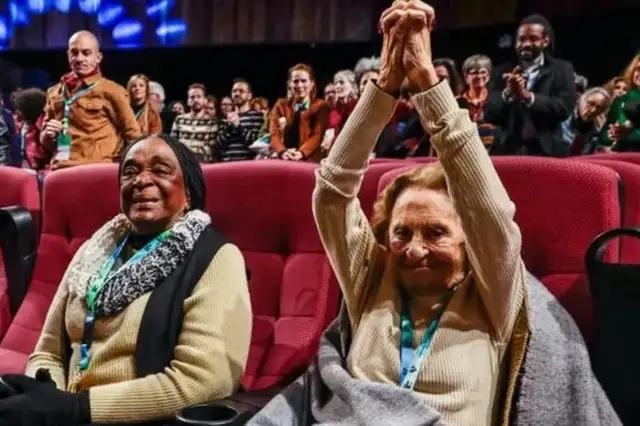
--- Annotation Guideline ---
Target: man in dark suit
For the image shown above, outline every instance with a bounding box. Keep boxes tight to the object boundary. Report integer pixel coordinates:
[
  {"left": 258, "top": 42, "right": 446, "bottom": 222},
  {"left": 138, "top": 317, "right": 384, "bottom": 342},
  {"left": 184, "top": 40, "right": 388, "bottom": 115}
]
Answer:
[{"left": 486, "top": 14, "right": 576, "bottom": 157}]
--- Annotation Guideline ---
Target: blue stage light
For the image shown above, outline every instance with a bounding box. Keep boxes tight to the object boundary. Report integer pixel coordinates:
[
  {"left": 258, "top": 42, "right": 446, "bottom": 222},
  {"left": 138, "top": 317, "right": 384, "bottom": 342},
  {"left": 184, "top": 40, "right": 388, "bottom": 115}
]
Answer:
[
  {"left": 9, "top": 1, "right": 30, "bottom": 25},
  {"left": 0, "top": 15, "right": 10, "bottom": 43},
  {"left": 27, "top": 0, "right": 52, "bottom": 14},
  {"left": 146, "top": 0, "right": 175, "bottom": 18},
  {"left": 116, "top": 42, "right": 141, "bottom": 50},
  {"left": 112, "top": 18, "right": 143, "bottom": 43},
  {"left": 97, "top": 2, "right": 123, "bottom": 27},
  {"left": 77, "top": 0, "right": 100, "bottom": 14},
  {"left": 155, "top": 18, "right": 186, "bottom": 44},
  {"left": 54, "top": 0, "right": 72, "bottom": 13}
]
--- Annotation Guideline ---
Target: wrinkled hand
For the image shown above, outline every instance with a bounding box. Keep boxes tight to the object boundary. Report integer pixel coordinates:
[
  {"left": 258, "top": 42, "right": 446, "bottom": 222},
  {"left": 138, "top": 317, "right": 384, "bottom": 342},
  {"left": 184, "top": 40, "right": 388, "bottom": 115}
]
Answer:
[
  {"left": 377, "top": 1, "right": 411, "bottom": 93},
  {"left": 400, "top": 1, "right": 438, "bottom": 90}
]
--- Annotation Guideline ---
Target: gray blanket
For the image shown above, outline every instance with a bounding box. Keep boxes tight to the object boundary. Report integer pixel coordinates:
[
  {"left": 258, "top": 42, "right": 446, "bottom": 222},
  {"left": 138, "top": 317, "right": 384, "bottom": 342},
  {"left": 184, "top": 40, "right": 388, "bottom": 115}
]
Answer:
[{"left": 248, "top": 275, "right": 620, "bottom": 425}]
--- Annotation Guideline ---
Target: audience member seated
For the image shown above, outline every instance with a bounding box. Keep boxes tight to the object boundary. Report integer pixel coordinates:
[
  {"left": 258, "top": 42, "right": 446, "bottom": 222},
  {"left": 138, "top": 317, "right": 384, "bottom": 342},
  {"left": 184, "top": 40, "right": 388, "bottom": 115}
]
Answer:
[
  {"left": 269, "top": 64, "right": 330, "bottom": 162},
  {"left": 250, "top": 2, "right": 618, "bottom": 425},
  {"left": 13, "top": 88, "right": 52, "bottom": 171},
  {"left": 598, "top": 53, "right": 640, "bottom": 152},
  {"left": 127, "top": 74, "right": 163, "bottom": 137},
  {"left": 0, "top": 135, "right": 251, "bottom": 425},
  {"left": 563, "top": 87, "right": 611, "bottom": 155}
]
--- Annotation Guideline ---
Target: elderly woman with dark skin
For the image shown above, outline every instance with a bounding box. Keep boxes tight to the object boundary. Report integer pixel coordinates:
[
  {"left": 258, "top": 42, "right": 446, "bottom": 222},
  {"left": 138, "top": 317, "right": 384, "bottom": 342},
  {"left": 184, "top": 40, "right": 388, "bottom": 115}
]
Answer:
[{"left": 0, "top": 135, "right": 252, "bottom": 426}]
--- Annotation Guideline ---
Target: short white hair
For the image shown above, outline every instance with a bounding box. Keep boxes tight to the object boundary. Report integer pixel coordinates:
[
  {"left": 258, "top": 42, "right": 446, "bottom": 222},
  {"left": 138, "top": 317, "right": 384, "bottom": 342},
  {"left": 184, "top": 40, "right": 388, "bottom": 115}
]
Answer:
[
  {"left": 149, "top": 81, "right": 165, "bottom": 101},
  {"left": 354, "top": 56, "right": 381, "bottom": 84}
]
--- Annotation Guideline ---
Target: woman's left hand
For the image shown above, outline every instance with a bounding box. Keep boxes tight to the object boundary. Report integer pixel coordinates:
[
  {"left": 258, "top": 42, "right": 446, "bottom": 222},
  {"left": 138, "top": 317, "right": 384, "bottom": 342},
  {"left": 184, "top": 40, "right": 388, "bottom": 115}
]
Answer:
[{"left": 0, "top": 374, "right": 90, "bottom": 426}]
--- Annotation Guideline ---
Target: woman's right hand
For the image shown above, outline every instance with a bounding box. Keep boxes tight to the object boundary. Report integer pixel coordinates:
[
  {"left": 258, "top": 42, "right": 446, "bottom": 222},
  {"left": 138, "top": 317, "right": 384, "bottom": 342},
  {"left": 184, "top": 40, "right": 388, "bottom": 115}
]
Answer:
[{"left": 401, "top": 1, "right": 439, "bottom": 91}]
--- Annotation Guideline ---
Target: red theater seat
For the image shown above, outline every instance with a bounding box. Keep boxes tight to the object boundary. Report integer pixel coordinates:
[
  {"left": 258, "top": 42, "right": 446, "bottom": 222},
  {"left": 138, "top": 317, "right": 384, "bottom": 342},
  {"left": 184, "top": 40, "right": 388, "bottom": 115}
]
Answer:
[
  {"left": 377, "top": 157, "right": 621, "bottom": 342},
  {"left": 202, "top": 161, "right": 341, "bottom": 390},
  {"left": 575, "top": 158, "right": 640, "bottom": 263},
  {"left": 0, "top": 161, "right": 343, "bottom": 392},
  {"left": 0, "top": 167, "right": 40, "bottom": 340},
  {"left": 587, "top": 152, "right": 640, "bottom": 166},
  {"left": 0, "top": 164, "right": 120, "bottom": 374}
]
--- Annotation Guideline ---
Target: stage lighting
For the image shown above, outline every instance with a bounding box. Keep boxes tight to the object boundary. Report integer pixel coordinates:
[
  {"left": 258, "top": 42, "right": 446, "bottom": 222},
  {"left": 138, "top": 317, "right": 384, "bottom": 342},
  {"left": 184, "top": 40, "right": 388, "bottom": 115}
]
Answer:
[
  {"left": 0, "top": 16, "right": 10, "bottom": 43},
  {"left": 146, "top": 0, "right": 175, "bottom": 18},
  {"left": 77, "top": 0, "right": 100, "bottom": 14},
  {"left": 116, "top": 42, "right": 141, "bottom": 49},
  {"left": 156, "top": 18, "right": 186, "bottom": 44},
  {"left": 54, "top": 0, "right": 72, "bottom": 13},
  {"left": 27, "top": 0, "right": 53, "bottom": 14},
  {"left": 97, "top": 2, "right": 123, "bottom": 27},
  {"left": 112, "top": 18, "right": 143, "bottom": 44},
  {"left": 9, "top": 1, "right": 30, "bottom": 25}
]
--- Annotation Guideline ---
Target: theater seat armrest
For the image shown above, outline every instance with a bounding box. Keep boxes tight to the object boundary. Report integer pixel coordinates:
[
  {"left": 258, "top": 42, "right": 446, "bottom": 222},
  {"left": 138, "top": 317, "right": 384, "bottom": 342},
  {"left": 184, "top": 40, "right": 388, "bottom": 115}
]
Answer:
[
  {"left": 176, "top": 387, "right": 284, "bottom": 426},
  {"left": 0, "top": 206, "right": 36, "bottom": 316},
  {"left": 224, "top": 386, "right": 284, "bottom": 410}
]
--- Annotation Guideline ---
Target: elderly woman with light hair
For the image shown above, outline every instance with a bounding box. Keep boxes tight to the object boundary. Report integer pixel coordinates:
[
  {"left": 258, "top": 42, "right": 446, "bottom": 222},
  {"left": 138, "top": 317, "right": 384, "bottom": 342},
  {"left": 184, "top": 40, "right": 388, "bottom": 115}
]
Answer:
[
  {"left": 457, "top": 54, "right": 502, "bottom": 150},
  {"left": 354, "top": 56, "right": 381, "bottom": 94},
  {"left": 562, "top": 86, "right": 612, "bottom": 155},
  {"left": 249, "top": 2, "right": 618, "bottom": 425}
]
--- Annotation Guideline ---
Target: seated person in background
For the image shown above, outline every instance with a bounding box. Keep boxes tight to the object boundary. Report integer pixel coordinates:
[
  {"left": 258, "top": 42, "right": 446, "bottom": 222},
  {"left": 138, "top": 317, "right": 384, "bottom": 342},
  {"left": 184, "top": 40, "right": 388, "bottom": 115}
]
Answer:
[
  {"left": 0, "top": 135, "right": 252, "bottom": 426},
  {"left": 13, "top": 88, "right": 53, "bottom": 170},
  {"left": 251, "top": 2, "right": 619, "bottom": 425},
  {"left": 599, "top": 54, "right": 640, "bottom": 152},
  {"left": 561, "top": 87, "right": 611, "bottom": 155},
  {"left": 270, "top": 63, "right": 330, "bottom": 162}
]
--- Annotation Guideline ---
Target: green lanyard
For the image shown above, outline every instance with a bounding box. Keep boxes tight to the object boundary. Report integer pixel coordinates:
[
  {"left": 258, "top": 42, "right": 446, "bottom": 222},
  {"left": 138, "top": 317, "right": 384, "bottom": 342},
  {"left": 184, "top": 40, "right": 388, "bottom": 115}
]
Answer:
[
  {"left": 55, "top": 81, "right": 99, "bottom": 160},
  {"left": 398, "top": 284, "right": 459, "bottom": 390},
  {"left": 79, "top": 228, "right": 172, "bottom": 371}
]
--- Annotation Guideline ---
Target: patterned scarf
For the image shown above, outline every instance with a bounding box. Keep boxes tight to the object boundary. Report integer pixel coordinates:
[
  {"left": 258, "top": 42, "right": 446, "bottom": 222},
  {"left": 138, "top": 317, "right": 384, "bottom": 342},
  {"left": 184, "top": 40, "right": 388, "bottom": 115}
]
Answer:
[{"left": 66, "top": 209, "right": 211, "bottom": 316}]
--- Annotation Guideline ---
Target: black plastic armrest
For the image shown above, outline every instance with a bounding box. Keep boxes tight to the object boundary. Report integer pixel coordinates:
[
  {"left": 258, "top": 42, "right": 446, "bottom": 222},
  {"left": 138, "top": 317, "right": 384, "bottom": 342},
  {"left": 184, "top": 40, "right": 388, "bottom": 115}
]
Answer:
[
  {"left": 0, "top": 205, "right": 36, "bottom": 316},
  {"left": 176, "top": 387, "right": 284, "bottom": 426}
]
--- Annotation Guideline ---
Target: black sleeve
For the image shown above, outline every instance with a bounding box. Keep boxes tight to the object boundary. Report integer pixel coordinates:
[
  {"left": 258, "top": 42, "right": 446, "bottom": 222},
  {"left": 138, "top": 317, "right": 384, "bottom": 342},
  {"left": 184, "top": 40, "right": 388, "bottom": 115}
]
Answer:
[
  {"left": 527, "top": 61, "right": 576, "bottom": 123},
  {"left": 0, "top": 112, "right": 11, "bottom": 166}
]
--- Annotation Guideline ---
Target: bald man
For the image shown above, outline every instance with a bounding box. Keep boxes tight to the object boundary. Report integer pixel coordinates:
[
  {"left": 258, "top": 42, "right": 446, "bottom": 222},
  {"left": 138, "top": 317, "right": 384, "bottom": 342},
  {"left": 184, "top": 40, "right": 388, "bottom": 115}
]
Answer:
[{"left": 41, "top": 31, "right": 141, "bottom": 169}]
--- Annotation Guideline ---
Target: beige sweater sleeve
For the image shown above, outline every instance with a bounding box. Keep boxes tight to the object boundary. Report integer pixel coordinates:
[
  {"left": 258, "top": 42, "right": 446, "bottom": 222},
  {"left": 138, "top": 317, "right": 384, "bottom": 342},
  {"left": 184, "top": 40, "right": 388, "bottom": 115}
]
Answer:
[
  {"left": 88, "top": 243, "right": 252, "bottom": 423},
  {"left": 312, "top": 83, "right": 397, "bottom": 325},
  {"left": 411, "top": 82, "right": 525, "bottom": 342}
]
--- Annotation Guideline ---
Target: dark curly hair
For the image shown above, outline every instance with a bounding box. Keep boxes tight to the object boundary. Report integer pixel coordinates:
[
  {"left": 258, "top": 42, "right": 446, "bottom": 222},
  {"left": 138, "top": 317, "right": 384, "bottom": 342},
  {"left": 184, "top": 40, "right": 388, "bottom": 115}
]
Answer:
[{"left": 14, "top": 88, "right": 47, "bottom": 124}]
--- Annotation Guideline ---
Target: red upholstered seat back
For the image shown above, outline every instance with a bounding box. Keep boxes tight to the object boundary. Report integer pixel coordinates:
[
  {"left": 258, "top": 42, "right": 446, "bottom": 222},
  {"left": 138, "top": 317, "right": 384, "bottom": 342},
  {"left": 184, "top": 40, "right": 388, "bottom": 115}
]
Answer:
[
  {"left": 0, "top": 164, "right": 119, "bottom": 373},
  {"left": 202, "top": 161, "right": 341, "bottom": 390},
  {"left": 575, "top": 158, "right": 640, "bottom": 263},
  {"left": 377, "top": 157, "right": 621, "bottom": 342},
  {"left": 0, "top": 167, "right": 41, "bottom": 339},
  {"left": 587, "top": 153, "right": 640, "bottom": 166}
]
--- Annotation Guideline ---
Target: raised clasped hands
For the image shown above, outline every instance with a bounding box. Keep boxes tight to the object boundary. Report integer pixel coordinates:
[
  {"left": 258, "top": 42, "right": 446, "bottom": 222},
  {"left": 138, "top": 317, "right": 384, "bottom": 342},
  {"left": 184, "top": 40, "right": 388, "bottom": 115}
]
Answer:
[{"left": 377, "top": 0, "right": 440, "bottom": 95}]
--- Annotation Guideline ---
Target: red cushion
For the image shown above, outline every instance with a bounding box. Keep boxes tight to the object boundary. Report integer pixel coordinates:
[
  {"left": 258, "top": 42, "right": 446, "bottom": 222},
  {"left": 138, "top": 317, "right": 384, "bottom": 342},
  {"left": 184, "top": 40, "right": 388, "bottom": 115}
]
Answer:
[
  {"left": 586, "top": 152, "right": 640, "bottom": 166},
  {"left": 0, "top": 161, "right": 344, "bottom": 391},
  {"left": 377, "top": 157, "right": 621, "bottom": 341},
  {"left": 0, "top": 167, "right": 41, "bottom": 339},
  {"left": 0, "top": 164, "right": 119, "bottom": 372},
  {"left": 202, "top": 161, "right": 341, "bottom": 390},
  {"left": 574, "top": 158, "right": 640, "bottom": 264}
]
